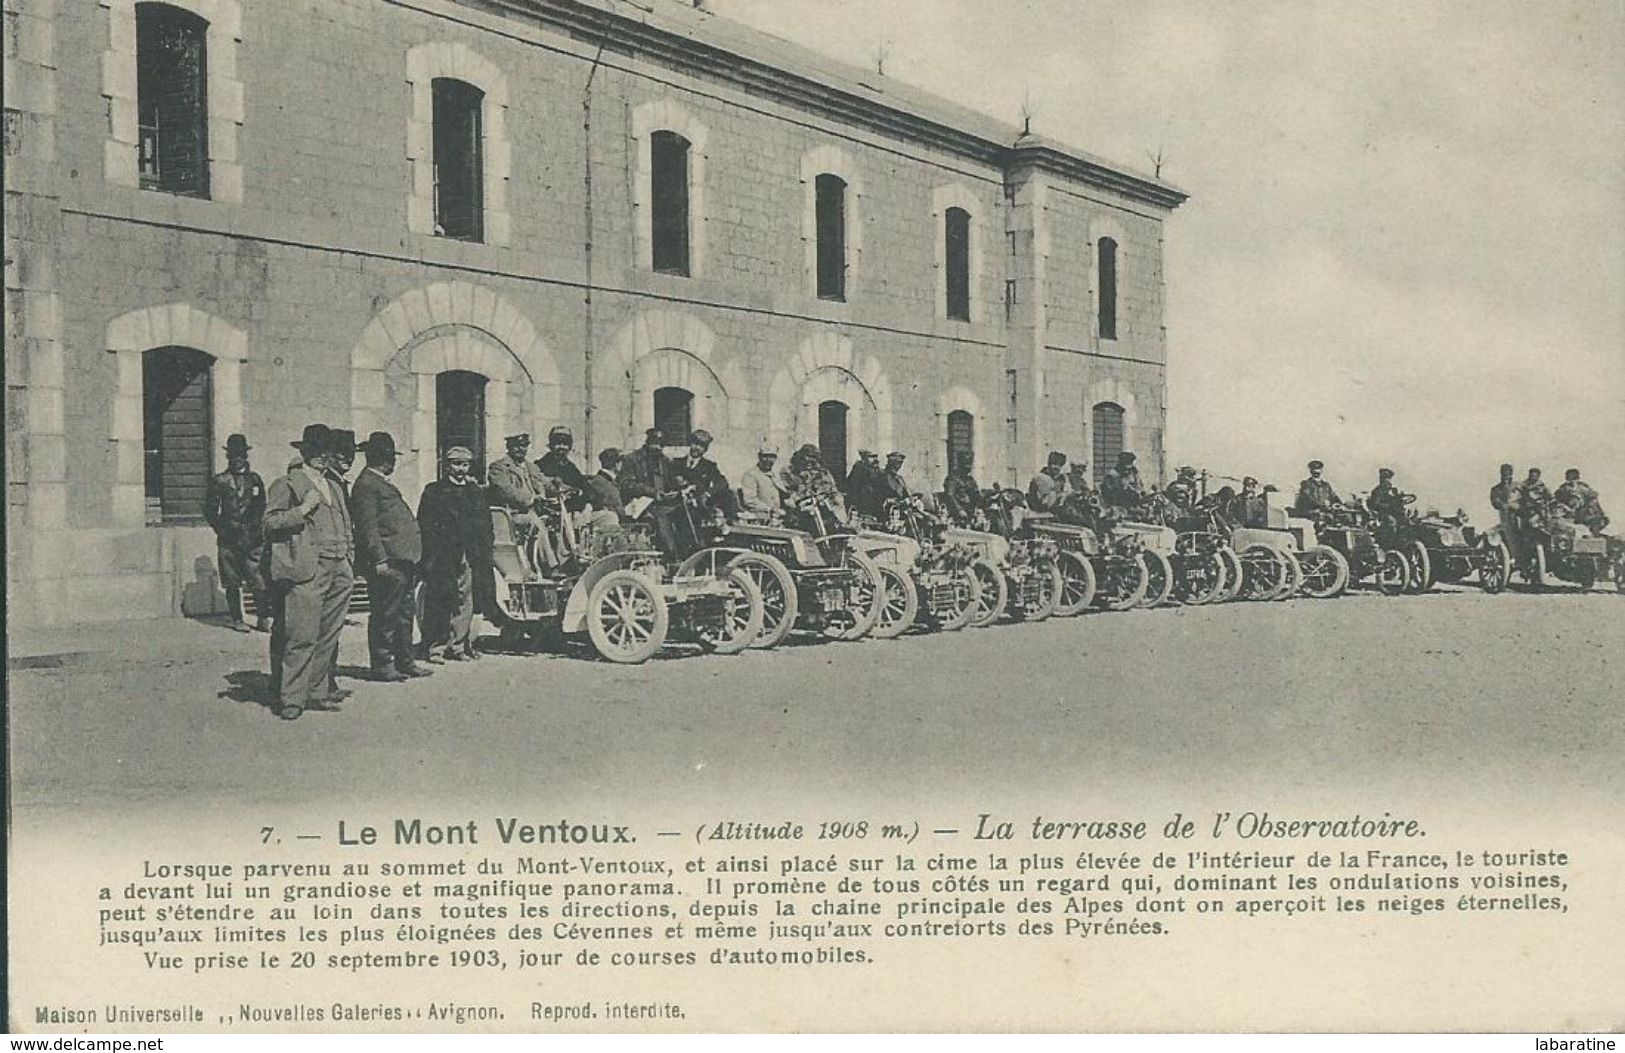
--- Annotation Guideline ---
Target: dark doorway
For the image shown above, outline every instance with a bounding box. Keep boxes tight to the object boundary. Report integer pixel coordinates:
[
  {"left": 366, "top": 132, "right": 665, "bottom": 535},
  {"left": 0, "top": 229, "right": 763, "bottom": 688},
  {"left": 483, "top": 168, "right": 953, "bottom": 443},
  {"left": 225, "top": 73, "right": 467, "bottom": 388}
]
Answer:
[
  {"left": 437, "top": 370, "right": 488, "bottom": 479},
  {"left": 818, "top": 400, "right": 848, "bottom": 483},
  {"left": 946, "top": 409, "right": 974, "bottom": 471},
  {"left": 654, "top": 386, "right": 694, "bottom": 446},
  {"left": 143, "top": 346, "right": 214, "bottom": 522}
]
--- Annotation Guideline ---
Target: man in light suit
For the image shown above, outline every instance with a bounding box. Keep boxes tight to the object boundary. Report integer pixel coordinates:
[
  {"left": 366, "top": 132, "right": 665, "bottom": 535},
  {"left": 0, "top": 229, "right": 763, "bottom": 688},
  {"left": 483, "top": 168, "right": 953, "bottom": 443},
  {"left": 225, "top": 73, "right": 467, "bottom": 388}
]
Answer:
[
  {"left": 262, "top": 424, "right": 355, "bottom": 720},
  {"left": 350, "top": 432, "right": 430, "bottom": 682}
]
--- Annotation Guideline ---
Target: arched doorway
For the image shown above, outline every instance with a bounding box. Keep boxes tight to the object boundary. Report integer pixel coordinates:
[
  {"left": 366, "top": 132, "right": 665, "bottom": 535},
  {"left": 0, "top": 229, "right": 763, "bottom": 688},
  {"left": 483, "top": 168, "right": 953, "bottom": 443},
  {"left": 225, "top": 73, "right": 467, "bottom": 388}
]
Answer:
[
  {"left": 436, "top": 370, "right": 488, "bottom": 479},
  {"left": 818, "top": 399, "right": 848, "bottom": 482},
  {"left": 143, "top": 346, "right": 214, "bottom": 523},
  {"left": 1091, "top": 401, "right": 1125, "bottom": 485}
]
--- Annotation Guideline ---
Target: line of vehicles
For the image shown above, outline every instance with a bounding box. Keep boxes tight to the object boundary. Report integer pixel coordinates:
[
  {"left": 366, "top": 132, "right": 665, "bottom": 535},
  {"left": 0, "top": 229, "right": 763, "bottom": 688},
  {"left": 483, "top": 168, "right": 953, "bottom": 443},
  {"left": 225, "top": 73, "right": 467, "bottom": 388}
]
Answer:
[{"left": 482, "top": 475, "right": 1625, "bottom": 664}]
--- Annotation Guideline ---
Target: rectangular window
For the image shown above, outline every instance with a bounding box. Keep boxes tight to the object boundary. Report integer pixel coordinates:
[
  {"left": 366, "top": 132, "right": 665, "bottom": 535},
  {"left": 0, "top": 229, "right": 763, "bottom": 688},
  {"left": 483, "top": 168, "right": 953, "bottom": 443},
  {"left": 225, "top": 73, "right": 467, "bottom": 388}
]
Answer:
[
  {"left": 945, "top": 207, "right": 971, "bottom": 321},
  {"left": 137, "top": 3, "right": 210, "bottom": 197},
  {"left": 1098, "top": 237, "right": 1118, "bottom": 340},
  {"left": 143, "top": 347, "right": 214, "bottom": 523},
  {"left": 815, "top": 174, "right": 846, "bottom": 301},
  {"left": 654, "top": 387, "right": 694, "bottom": 445},
  {"left": 651, "top": 131, "right": 691, "bottom": 276},
  {"left": 433, "top": 78, "right": 484, "bottom": 242}
]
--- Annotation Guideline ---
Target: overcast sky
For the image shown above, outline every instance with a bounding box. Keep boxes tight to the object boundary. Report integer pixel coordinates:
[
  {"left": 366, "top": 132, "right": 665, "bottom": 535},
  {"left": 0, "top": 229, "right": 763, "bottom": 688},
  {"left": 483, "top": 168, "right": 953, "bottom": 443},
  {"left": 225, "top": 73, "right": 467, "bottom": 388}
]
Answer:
[{"left": 717, "top": 0, "right": 1623, "bottom": 517}]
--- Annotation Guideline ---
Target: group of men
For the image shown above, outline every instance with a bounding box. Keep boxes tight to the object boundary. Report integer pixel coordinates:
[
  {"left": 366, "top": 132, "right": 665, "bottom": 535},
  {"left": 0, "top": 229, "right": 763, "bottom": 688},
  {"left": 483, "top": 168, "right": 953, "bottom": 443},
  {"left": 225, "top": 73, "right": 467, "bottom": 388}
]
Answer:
[{"left": 1490, "top": 463, "right": 1610, "bottom": 542}]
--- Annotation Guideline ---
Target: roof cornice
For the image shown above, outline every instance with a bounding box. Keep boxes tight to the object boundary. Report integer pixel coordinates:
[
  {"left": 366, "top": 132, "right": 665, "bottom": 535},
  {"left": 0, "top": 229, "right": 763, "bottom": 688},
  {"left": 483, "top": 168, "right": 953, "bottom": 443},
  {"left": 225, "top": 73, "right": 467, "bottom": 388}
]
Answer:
[{"left": 468, "top": 0, "right": 1189, "bottom": 211}]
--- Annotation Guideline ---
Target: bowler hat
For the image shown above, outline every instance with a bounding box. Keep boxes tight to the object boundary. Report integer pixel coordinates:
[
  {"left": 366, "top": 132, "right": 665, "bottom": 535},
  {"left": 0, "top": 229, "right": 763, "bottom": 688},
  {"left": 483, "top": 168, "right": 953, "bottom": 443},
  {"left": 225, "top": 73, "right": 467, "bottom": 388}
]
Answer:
[
  {"left": 223, "top": 433, "right": 252, "bottom": 455},
  {"left": 358, "top": 431, "right": 399, "bottom": 458},
  {"left": 291, "top": 423, "right": 333, "bottom": 454}
]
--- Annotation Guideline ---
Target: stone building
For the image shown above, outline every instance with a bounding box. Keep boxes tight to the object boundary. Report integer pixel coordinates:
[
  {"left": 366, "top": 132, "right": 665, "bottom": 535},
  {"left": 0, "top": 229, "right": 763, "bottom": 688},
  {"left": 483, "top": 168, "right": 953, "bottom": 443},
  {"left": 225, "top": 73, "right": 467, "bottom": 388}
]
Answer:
[{"left": 3, "top": 0, "right": 1186, "bottom": 626}]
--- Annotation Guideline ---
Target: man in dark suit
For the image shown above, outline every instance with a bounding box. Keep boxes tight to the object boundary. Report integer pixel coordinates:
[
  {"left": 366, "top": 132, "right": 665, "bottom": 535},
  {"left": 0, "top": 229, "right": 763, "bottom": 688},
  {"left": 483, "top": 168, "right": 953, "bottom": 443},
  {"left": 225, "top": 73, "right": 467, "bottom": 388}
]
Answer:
[
  {"left": 262, "top": 424, "right": 355, "bottom": 720},
  {"left": 351, "top": 432, "right": 429, "bottom": 682},
  {"left": 618, "top": 428, "right": 671, "bottom": 505},
  {"left": 204, "top": 433, "right": 269, "bottom": 633},
  {"left": 417, "top": 446, "right": 494, "bottom": 663},
  {"left": 534, "top": 425, "right": 591, "bottom": 511},
  {"left": 587, "top": 447, "right": 624, "bottom": 520}
]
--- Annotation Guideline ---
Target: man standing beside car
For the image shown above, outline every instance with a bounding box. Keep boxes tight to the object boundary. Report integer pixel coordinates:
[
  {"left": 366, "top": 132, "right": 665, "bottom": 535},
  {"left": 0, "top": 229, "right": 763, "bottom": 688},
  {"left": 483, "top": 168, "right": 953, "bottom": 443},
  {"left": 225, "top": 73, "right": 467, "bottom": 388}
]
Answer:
[
  {"left": 417, "top": 446, "right": 493, "bottom": 663},
  {"left": 350, "top": 432, "right": 429, "bottom": 682}
]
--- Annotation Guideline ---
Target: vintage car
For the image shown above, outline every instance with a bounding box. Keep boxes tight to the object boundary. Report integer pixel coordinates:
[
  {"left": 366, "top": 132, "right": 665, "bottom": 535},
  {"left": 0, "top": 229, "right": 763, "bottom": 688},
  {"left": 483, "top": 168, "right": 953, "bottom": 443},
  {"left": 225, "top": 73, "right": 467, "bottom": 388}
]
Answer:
[
  {"left": 1519, "top": 506, "right": 1622, "bottom": 591},
  {"left": 1310, "top": 502, "right": 1408, "bottom": 595},
  {"left": 854, "top": 496, "right": 981, "bottom": 633},
  {"left": 941, "top": 488, "right": 1063, "bottom": 626},
  {"left": 1370, "top": 491, "right": 1510, "bottom": 594}
]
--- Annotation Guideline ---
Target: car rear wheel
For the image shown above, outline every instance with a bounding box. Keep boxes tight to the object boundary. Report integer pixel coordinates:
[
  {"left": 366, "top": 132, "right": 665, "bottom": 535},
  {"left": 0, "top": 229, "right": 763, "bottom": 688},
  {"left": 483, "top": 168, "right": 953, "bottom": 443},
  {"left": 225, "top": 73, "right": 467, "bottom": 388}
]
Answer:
[
  {"left": 967, "top": 558, "right": 1008, "bottom": 627},
  {"left": 693, "top": 566, "right": 765, "bottom": 655},
  {"left": 729, "top": 552, "right": 798, "bottom": 649},
  {"left": 1055, "top": 550, "right": 1098, "bottom": 616},
  {"left": 869, "top": 563, "right": 919, "bottom": 639},
  {"left": 1298, "top": 545, "right": 1350, "bottom": 599},
  {"left": 1138, "top": 550, "right": 1175, "bottom": 608}
]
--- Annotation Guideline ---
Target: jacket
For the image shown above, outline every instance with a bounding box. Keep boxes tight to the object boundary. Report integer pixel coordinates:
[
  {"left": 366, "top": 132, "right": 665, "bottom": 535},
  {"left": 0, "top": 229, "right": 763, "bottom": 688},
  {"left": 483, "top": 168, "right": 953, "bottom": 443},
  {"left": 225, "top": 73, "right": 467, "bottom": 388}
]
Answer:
[
  {"left": 586, "top": 471, "right": 623, "bottom": 517},
  {"left": 619, "top": 445, "right": 670, "bottom": 502},
  {"left": 672, "top": 455, "right": 732, "bottom": 513},
  {"left": 204, "top": 468, "right": 266, "bottom": 544},
  {"left": 417, "top": 478, "right": 494, "bottom": 575},
  {"left": 351, "top": 467, "right": 423, "bottom": 569},
  {"left": 488, "top": 455, "right": 551, "bottom": 512},
  {"left": 740, "top": 466, "right": 784, "bottom": 514},
  {"left": 942, "top": 470, "right": 982, "bottom": 524},
  {"left": 262, "top": 464, "right": 355, "bottom": 585}
]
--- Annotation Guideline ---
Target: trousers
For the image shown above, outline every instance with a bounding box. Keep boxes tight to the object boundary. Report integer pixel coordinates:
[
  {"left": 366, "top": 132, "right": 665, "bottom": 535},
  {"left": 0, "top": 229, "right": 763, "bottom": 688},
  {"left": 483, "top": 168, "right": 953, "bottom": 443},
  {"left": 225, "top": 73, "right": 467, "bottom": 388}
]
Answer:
[
  {"left": 366, "top": 561, "right": 419, "bottom": 671},
  {"left": 269, "top": 555, "right": 354, "bottom": 709},
  {"left": 422, "top": 557, "right": 474, "bottom": 654}
]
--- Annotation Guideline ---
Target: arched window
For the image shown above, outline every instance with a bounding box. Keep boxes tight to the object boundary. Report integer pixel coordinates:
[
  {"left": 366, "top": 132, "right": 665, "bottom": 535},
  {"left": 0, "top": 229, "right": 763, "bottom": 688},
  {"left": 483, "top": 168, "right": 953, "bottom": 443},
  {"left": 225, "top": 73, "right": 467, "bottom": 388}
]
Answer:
[
  {"left": 654, "top": 386, "right": 693, "bottom": 445},
  {"left": 433, "top": 78, "right": 484, "bottom": 241},
  {"left": 437, "top": 370, "right": 487, "bottom": 479},
  {"left": 1091, "top": 401, "right": 1125, "bottom": 485},
  {"left": 137, "top": 2, "right": 209, "bottom": 196},
  {"left": 945, "top": 207, "right": 971, "bottom": 322},
  {"left": 1097, "top": 237, "right": 1118, "bottom": 340},
  {"left": 143, "top": 346, "right": 213, "bottom": 522},
  {"left": 815, "top": 174, "right": 847, "bottom": 301},
  {"left": 818, "top": 400, "right": 849, "bottom": 483},
  {"left": 946, "top": 409, "right": 974, "bottom": 470},
  {"left": 650, "top": 131, "right": 691, "bottom": 275}
]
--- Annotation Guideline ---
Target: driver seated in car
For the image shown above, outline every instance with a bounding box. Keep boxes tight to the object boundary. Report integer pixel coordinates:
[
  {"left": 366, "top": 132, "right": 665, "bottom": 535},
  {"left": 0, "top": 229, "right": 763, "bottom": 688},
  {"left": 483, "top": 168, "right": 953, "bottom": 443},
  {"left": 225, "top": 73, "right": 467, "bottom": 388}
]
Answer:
[{"left": 1553, "top": 468, "right": 1609, "bottom": 535}]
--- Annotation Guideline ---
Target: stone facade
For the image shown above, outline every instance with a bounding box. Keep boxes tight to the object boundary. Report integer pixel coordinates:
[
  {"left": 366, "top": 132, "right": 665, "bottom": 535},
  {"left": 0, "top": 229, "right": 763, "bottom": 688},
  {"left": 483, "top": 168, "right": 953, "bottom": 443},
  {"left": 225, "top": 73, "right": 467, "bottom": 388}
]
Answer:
[{"left": 2, "top": 0, "right": 1185, "bottom": 626}]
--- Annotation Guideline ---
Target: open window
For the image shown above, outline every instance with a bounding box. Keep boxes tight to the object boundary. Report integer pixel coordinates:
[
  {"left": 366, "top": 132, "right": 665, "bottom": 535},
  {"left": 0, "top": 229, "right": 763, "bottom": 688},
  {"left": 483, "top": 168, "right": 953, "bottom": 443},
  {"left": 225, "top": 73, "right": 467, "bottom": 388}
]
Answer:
[
  {"left": 433, "top": 78, "right": 485, "bottom": 241},
  {"left": 945, "top": 207, "right": 971, "bottom": 322},
  {"left": 650, "top": 131, "right": 691, "bottom": 275},
  {"left": 1097, "top": 237, "right": 1118, "bottom": 340},
  {"left": 815, "top": 174, "right": 847, "bottom": 301},
  {"left": 137, "top": 3, "right": 210, "bottom": 196}
]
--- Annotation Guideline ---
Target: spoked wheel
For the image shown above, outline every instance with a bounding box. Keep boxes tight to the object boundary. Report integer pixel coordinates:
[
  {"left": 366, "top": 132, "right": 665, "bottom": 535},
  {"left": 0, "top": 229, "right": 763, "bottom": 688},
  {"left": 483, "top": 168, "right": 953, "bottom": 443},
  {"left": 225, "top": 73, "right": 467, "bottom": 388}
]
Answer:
[
  {"left": 927, "top": 565, "right": 980, "bottom": 631},
  {"left": 691, "top": 566, "right": 765, "bottom": 655},
  {"left": 1010, "top": 559, "right": 1064, "bottom": 622},
  {"left": 1478, "top": 540, "right": 1511, "bottom": 594},
  {"left": 729, "top": 552, "right": 798, "bottom": 649},
  {"left": 1271, "top": 549, "right": 1304, "bottom": 601},
  {"left": 966, "top": 558, "right": 1008, "bottom": 627},
  {"left": 1297, "top": 545, "right": 1350, "bottom": 599},
  {"left": 828, "top": 549, "right": 885, "bottom": 641},
  {"left": 869, "top": 563, "right": 919, "bottom": 639},
  {"left": 1138, "top": 550, "right": 1175, "bottom": 608},
  {"left": 1240, "top": 546, "right": 1285, "bottom": 600},
  {"left": 1095, "top": 555, "right": 1150, "bottom": 612},
  {"left": 1217, "top": 548, "right": 1245, "bottom": 603},
  {"left": 1054, "top": 550, "right": 1098, "bottom": 616},
  {"left": 1174, "top": 551, "right": 1228, "bottom": 605},
  {"left": 1404, "top": 541, "right": 1434, "bottom": 594},
  {"left": 586, "top": 569, "right": 668, "bottom": 664},
  {"left": 1573, "top": 559, "right": 1597, "bottom": 591}
]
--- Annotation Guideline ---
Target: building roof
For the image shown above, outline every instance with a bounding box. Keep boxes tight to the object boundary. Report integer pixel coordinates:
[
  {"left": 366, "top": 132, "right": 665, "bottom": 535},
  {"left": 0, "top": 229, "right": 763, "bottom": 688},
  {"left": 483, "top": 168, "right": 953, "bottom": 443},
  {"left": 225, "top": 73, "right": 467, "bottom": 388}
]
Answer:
[{"left": 499, "top": 0, "right": 1189, "bottom": 209}]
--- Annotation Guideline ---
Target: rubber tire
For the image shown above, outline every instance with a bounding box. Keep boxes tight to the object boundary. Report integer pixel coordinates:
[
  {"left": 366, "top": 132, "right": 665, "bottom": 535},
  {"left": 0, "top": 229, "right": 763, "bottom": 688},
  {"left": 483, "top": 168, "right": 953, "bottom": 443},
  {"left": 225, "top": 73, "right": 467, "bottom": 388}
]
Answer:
[
  {"left": 1376, "top": 549, "right": 1408, "bottom": 595},
  {"left": 1272, "top": 549, "right": 1304, "bottom": 601},
  {"left": 1180, "top": 551, "right": 1229, "bottom": 605},
  {"left": 1217, "top": 547, "right": 1245, "bottom": 603},
  {"left": 1097, "top": 556, "right": 1150, "bottom": 612},
  {"left": 1479, "top": 541, "right": 1511, "bottom": 594},
  {"left": 869, "top": 563, "right": 919, "bottom": 640},
  {"left": 693, "top": 566, "right": 765, "bottom": 655},
  {"left": 1138, "top": 550, "right": 1175, "bottom": 608},
  {"left": 1241, "top": 545, "right": 1284, "bottom": 601},
  {"left": 967, "top": 558, "right": 1008, "bottom": 627},
  {"left": 829, "top": 549, "right": 886, "bottom": 641},
  {"left": 1298, "top": 545, "right": 1350, "bottom": 599},
  {"left": 1054, "top": 550, "right": 1098, "bottom": 616},
  {"left": 586, "top": 569, "right": 668, "bottom": 665},
  {"left": 1532, "top": 542, "right": 1547, "bottom": 588},
  {"left": 1405, "top": 540, "right": 1433, "bottom": 594},
  {"left": 729, "top": 552, "right": 798, "bottom": 650}
]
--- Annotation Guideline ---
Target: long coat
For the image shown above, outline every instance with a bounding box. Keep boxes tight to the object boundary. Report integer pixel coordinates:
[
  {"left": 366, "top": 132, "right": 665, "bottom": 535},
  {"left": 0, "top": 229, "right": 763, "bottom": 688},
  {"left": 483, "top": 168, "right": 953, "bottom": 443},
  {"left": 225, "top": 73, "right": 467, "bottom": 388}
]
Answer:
[
  {"left": 350, "top": 468, "right": 423, "bottom": 569},
  {"left": 417, "top": 479, "right": 494, "bottom": 577},
  {"left": 619, "top": 445, "right": 670, "bottom": 502}
]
